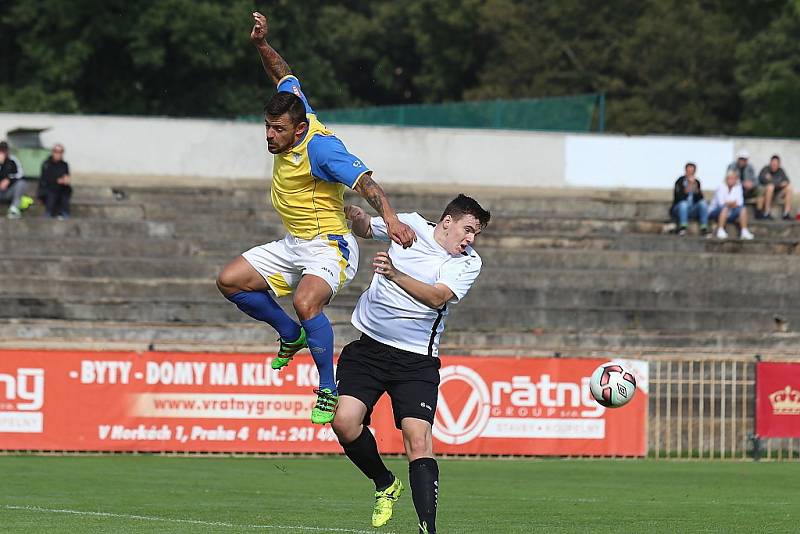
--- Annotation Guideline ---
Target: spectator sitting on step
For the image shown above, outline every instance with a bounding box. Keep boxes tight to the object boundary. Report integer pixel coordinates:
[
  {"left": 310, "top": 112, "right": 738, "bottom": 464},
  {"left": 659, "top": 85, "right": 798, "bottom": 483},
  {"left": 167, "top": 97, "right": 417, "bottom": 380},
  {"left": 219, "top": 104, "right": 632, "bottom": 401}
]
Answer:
[
  {"left": 39, "top": 143, "right": 72, "bottom": 219},
  {"left": 0, "top": 141, "right": 27, "bottom": 219},
  {"left": 757, "top": 155, "right": 793, "bottom": 221},
  {"left": 726, "top": 150, "right": 759, "bottom": 213},
  {"left": 709, "top": 170, "right": 754, "bottom": 240},
  {"left": 671, "top": 162, "right": 709, "bottom": 236}
]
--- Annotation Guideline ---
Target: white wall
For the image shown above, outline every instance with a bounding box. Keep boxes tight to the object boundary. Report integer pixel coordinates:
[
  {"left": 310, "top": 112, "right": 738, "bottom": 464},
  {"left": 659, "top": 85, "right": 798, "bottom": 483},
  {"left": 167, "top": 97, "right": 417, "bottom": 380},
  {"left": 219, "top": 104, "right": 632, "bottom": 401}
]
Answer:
[
  {"left": 564, "top": 135, "right": 734, "bottom": 188},
  {"left": 1, "top": 112, "right": 797, "bottom": 189},
  {"left": 0, "top": 113, "right": 271, "bottom": 179}
]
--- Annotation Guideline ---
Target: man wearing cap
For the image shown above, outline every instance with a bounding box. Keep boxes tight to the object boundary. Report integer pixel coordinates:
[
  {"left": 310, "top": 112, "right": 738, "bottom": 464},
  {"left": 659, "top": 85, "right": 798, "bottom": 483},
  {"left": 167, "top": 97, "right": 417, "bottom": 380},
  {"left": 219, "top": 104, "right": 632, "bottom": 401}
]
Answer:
[{"left": 726, "top": 150, "right": 759, "bottom": 213}]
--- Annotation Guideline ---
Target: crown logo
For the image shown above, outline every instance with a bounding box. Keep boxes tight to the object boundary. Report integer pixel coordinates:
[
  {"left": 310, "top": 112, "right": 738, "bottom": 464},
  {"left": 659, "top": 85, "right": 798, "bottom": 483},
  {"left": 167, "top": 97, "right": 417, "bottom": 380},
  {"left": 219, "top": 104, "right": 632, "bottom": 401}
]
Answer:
[{"left": 768, "top": 386, "right": 800, "bottom": 415}]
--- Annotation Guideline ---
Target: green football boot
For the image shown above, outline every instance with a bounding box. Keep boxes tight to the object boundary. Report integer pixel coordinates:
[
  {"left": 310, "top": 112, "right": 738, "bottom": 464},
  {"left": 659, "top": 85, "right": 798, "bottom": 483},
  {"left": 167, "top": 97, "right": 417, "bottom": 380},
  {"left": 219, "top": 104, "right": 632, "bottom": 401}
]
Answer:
[
  {"left": 271, "top": 328, "right": 307, "bottom": 370},
  {"left": 19, "top": 195, "right": 34, "bottom": 211},
  {"left": 372, "top": 476, "right": 403, "bottom": 528},
  {"left": 310, "top": 388, "right": 338, "bottom": 425}
]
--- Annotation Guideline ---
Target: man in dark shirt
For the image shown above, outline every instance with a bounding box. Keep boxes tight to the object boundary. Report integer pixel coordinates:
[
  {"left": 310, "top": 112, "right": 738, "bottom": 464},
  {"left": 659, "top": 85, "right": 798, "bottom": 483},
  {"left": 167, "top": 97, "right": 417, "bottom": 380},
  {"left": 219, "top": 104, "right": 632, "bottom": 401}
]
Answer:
[
  {"left": 671, "top": 162, "right": 709, "bottom": 235},
  {"left": 39, "top": 144, "right": 72, "bottom": 219},
  {"left": 0, "top": 141, "right": 27, "bottom": 219},
  {"left": 758, "top": 154, "right": 793, "bottom": 220}
]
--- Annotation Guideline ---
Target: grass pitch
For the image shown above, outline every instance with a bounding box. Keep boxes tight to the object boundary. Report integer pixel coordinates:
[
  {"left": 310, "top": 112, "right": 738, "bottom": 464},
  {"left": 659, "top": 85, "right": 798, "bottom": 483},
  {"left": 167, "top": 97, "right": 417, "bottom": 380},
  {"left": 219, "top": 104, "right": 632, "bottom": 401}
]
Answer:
[{"left": 1, "top": 455, "right": 798, "bottom": 533}]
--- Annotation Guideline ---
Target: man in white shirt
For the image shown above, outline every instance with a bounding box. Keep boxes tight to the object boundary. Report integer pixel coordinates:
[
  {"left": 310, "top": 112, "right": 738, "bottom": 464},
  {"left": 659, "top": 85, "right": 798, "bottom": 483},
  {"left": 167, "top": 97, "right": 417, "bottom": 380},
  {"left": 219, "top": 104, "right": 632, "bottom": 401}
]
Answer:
[
  {"left": 332, "top": 194, "right": 490, "bottom": 534},
  {"left": 709, "top": 170, "right": 754, "bottom": 240}
]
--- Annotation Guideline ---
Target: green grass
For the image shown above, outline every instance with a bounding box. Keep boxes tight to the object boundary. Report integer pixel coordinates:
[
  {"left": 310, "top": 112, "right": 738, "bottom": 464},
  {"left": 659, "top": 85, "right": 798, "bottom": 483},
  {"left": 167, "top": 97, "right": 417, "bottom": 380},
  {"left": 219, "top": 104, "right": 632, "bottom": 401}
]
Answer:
[{"left": 1, "top": 455, "right": 798, "bottom": 533}]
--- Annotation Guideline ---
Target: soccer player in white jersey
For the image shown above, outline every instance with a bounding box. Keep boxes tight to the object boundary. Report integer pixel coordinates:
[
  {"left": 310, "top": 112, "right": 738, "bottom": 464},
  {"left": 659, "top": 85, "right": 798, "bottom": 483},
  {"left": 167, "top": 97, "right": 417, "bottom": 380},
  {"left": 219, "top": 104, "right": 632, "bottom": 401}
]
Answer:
[{"left": 332, "top": 194, "right": 490, "bottom": 534}]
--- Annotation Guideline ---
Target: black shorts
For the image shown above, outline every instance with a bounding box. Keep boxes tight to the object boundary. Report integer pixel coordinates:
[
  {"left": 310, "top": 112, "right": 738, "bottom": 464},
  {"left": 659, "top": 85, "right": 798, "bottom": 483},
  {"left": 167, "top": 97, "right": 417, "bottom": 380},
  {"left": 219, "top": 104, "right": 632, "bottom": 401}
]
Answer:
[{"left": 336, "top": 334, "right": 441, "bottom": 429}]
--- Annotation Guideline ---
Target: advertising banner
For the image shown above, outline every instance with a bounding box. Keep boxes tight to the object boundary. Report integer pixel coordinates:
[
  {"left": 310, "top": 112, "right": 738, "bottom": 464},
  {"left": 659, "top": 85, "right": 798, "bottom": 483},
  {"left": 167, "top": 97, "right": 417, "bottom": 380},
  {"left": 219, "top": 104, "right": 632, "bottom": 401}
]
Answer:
[
  {"left": 0, "top": 350, "right": 648, "bottom": 456},
  {"left": 756, "top": 362, "right": 800, "bottom": 438}
]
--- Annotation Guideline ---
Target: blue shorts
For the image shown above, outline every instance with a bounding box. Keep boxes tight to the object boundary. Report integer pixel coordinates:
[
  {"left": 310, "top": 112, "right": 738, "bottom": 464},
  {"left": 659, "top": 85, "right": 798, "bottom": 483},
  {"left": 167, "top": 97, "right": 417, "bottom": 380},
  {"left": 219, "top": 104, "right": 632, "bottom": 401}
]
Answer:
[{"left": 709, "top": 206, "right": 742, "bottom": 224}]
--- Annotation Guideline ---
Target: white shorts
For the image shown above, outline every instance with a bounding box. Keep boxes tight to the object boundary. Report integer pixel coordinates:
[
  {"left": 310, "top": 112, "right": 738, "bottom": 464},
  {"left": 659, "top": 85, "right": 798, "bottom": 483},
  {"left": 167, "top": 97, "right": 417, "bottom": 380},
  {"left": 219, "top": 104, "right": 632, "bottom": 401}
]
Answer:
[{"left": 242, "top": 233, "right": 359, "bottom": 298}]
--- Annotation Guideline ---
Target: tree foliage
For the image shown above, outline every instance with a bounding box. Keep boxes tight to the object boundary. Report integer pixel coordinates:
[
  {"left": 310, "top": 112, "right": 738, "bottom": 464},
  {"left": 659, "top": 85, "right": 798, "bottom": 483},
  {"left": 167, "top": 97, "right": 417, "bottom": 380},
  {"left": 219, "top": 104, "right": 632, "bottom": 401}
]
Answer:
[{"left": 1, "top": 0, "right": 798, "bottom": 136}]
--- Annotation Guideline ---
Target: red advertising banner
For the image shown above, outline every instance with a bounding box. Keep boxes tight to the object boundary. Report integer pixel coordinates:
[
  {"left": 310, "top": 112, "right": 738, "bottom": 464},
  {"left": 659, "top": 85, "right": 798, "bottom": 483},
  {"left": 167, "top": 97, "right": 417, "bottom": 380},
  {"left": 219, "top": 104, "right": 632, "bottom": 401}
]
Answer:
[
  {"left": 756, "top": 362, "right": 800, "bottom": 438},
  {"left": 0, "top": 350, "right": 648, "bottom": 456}
]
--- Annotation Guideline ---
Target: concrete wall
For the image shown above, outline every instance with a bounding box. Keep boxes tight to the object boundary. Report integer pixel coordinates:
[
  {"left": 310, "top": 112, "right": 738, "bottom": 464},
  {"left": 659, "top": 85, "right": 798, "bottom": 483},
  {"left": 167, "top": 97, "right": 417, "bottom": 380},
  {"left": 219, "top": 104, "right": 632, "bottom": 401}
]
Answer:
[{"left": 1, "top": 112, "right": 798, "bottom": 189}]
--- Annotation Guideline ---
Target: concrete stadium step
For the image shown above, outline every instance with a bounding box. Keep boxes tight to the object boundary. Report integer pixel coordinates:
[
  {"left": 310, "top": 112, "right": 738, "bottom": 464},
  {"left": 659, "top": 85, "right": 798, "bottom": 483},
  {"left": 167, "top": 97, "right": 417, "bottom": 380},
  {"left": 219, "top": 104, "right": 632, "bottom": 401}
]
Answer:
[
  {"left": 475, "top": 247, "right": 800, "bottom": 274},
  {"left": 3, "top": 275, "right": 796, "bottom": 311},
  {"left": 3, "top": 231, "right": 797, "bottom": 277},
  {"left": 74, "top": 185, "right": 672, "bottom": 217},
  {"left": 1, "top": 294, "right": 797, "bottom": 334},
  {"left": 1, "top": 319, "right": 796, "bottom": 357},
  {"left": 6, "top": 225, "right": 800, "bottom": 258},
  {"left": 0, "top": 218, "right": 175, "bottom": 239},
  {"left": 486, "top": 233, "right": 800, "bottom": 255},
  {"left": 3, "top": 256, "right": 799, "bottom": 294},
  {"left": 0, "top": 295, "right": 354, "bottom": 324}
]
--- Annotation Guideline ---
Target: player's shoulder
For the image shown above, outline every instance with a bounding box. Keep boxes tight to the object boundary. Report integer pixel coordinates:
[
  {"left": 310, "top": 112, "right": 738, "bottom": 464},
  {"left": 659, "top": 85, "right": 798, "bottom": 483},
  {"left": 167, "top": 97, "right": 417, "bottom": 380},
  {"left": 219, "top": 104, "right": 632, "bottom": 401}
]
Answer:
[
  {"left": 307, "top": 132, "right": 342, "bottom": 152},
  {"left": 396, "top": 212, "right": 434, "bottom": 230}
]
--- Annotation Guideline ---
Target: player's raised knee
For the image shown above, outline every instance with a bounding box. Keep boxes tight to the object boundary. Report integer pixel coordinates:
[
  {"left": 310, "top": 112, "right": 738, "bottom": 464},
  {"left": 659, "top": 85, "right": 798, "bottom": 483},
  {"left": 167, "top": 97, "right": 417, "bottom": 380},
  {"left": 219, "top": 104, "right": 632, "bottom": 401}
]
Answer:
[
  {"left": 216, "top": 268, "right": 238, "bottom": 297},
  {"left": 292, "top": 292, "right": 324, "bottom": 320}
]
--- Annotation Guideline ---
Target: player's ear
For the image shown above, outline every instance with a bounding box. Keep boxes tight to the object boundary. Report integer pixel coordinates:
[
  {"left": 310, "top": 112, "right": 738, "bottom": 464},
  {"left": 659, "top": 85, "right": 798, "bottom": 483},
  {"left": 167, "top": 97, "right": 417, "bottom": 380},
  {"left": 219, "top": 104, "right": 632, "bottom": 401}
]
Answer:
[
  {"left": 295, "top": 120, "right": 309, "bottom": 139},
  {"left": 442, "top": 214, "right": 452, "bottom": 229}
]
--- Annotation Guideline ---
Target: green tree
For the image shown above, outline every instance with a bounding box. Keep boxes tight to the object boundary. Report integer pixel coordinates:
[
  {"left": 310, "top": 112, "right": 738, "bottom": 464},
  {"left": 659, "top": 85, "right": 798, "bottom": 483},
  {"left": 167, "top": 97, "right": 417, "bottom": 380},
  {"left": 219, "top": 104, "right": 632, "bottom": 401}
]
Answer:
[{"left": 735, "top": 1, "right": 800, "bottom": 137}]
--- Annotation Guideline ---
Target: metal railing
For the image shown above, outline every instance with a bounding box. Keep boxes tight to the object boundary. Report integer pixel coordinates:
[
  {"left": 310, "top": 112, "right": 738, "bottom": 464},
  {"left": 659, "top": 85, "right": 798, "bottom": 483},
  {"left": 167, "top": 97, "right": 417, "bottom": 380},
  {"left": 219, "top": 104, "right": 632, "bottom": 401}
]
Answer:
[{"left": 649, "top": 358, "right": 800, "bottom": 460}]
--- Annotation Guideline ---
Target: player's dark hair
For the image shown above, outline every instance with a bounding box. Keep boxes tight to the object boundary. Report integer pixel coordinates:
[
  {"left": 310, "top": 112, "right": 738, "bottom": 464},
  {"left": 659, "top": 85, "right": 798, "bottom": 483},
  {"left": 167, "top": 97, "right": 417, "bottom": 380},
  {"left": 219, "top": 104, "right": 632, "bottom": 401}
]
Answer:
[
  {"left": 685, "top": 162, "right": 696, "bottom": 171},
  {"left": 265, "top": 92, "right": 307, "bottom": 126},
  {"left": 771, "top": 154, "right": 780, "bottom": 162},
  {"left": 0, "top": 141, "right": 8, "bottom": 153},
  {"left": 440, "top": 194, "right": 491, "bottom": 229}
]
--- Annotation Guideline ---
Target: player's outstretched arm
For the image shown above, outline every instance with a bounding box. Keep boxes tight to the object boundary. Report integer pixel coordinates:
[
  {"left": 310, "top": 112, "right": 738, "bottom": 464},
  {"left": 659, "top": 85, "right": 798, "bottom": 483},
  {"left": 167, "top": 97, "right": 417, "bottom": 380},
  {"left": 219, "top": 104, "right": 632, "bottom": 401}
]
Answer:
[
  {"left": 344, "top": 205, "right": 373, "bottom": 239},
  {"left": 354, "top": 173, "right": 416, "bottom": 248},
  {"left": 250, "top": 11, "right": 291, "bottom": 84},
  {"left": 373, "top": 252, "right": 454, "bottom": 309}
]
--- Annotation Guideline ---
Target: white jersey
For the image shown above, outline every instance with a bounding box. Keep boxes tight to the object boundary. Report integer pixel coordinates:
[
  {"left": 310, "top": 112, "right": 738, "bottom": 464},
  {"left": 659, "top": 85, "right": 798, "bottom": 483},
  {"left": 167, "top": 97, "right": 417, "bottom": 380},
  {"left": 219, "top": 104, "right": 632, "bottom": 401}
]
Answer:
[{"left": 351, "top": 212, "right": 482, "bottom": 357}]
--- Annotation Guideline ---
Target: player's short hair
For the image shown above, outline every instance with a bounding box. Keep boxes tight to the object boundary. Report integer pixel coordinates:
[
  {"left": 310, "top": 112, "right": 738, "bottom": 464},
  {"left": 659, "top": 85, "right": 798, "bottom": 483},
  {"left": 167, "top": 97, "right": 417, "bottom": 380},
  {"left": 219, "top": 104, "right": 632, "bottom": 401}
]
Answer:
[
  {"left": 440, "top": 194, "right": 491, "bottom": 229},
  {"left": 0, "top": 141, "right": 8, "bottom": 153},
  {"left": 685, "top": 162, "right": 696, "bottom": 171},
  {"left": 265, "top": 92, "right": 307, "bottom": 126},
  {"left": 771, "top": 154, "right": 781, "bottom": 162}
]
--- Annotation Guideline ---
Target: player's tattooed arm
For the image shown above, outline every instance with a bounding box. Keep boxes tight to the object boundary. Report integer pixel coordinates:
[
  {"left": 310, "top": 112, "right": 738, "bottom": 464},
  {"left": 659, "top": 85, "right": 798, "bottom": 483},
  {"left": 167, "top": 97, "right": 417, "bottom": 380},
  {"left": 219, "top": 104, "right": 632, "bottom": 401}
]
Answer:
[
  {"left": 250, "top": 11, "right": 291, "bottom": 84},
  {"left": 344, "top": 205, "right": 373, "bottom": 239},
  {"left": 354, "top": 173, "right": 416, "bottom": 248}
]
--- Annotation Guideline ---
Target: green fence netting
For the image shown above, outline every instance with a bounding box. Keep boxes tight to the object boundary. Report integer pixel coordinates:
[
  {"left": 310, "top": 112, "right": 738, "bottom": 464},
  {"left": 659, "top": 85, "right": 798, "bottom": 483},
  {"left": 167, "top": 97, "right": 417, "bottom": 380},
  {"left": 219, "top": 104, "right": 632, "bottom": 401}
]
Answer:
[{"left": 317, "top": 93, "right": 604, "bottom": 132}]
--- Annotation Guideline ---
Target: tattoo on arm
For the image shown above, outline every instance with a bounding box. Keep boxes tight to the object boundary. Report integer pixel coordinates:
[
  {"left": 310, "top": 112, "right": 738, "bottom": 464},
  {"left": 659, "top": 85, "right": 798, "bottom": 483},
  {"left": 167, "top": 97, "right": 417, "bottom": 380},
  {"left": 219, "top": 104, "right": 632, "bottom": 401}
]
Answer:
[
  {"left": 256, "top": 42, "right": 291, "bottom": 84},
  {"left": 355, "top": 174, "right": 389, "bottom": 217}
]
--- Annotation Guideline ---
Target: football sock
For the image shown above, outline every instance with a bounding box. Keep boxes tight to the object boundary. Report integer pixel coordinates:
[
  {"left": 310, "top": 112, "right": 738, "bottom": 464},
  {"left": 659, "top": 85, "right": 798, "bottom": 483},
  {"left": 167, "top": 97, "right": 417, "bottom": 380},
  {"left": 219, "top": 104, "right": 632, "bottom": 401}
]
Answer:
[
  {"left": 300, "top": 312, "right": 337, "bottom": 393},
  {"left": 227, "top": 291, "right": 300, "bottom": 341},
  {"left": 409, "top": 457, "right": 438, "bottom": 534},
  {"left": 342, "top": 426, "right": 394, "bottom": 491}
]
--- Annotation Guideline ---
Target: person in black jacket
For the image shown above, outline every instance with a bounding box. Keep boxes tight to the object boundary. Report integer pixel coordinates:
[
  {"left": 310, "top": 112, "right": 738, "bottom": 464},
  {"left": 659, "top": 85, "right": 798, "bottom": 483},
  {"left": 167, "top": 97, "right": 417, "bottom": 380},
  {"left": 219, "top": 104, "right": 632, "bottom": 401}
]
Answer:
[
  {"left": 0, "top": 141, "right": 27, "bottom": 219},
  {"left": 671, "top": 162, "right": 709, "bottom": 236},
  {"left": 39, "top": 144, "right": 72, "bottom": 219}
]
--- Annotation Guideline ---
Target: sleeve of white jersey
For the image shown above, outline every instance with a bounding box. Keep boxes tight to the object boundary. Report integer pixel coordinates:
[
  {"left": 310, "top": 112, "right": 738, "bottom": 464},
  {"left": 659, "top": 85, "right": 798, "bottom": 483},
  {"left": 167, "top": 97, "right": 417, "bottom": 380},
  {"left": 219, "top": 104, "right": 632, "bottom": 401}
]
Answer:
[
  {"left": 369, "top": 212, "right": 419, "bottom": 242},
  {"left": 436, "top": 253, "right": 482, "bottom": 303}
]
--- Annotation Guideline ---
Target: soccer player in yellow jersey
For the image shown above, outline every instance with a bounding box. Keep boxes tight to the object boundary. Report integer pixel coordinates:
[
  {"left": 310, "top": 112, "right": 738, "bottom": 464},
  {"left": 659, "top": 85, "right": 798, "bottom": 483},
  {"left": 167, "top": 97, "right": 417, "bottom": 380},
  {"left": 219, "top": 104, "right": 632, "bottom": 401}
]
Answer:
[{"left": 217, "top": 12, "right": 415, "bottom": 425}]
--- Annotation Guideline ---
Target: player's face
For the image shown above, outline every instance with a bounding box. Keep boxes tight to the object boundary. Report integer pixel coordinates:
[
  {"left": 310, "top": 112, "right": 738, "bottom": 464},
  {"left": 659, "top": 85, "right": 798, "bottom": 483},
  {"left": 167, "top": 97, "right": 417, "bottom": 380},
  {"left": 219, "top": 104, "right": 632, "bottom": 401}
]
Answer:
[
  {"left": 441, "top": 214, "right": 482, "bottom": 255},
  {"left": 265, "top": 114, "right": 307, "bottom": 154}
]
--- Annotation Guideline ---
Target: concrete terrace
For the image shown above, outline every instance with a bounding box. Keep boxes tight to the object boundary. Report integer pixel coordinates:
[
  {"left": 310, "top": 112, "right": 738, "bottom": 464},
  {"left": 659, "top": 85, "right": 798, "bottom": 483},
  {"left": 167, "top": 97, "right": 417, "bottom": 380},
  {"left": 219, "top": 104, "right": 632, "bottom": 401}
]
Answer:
[{"left": 1, "top": 181, "right": 798, "bottom": 359}]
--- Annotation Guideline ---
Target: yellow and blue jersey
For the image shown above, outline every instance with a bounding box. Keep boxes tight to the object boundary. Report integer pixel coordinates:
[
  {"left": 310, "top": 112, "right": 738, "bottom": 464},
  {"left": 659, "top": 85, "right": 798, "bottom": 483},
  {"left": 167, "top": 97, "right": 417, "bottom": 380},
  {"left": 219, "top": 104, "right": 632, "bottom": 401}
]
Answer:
[{"left": 270, "top": 75, "right": 370, "bottom": 240}]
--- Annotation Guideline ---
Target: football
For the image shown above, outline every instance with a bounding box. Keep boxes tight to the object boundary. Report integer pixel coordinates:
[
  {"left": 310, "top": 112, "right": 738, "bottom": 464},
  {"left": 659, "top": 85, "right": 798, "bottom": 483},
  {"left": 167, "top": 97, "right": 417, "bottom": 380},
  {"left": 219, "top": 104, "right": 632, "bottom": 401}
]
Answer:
[{"left": 589, "top": 362, "right": 637, "bottom": 408}]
